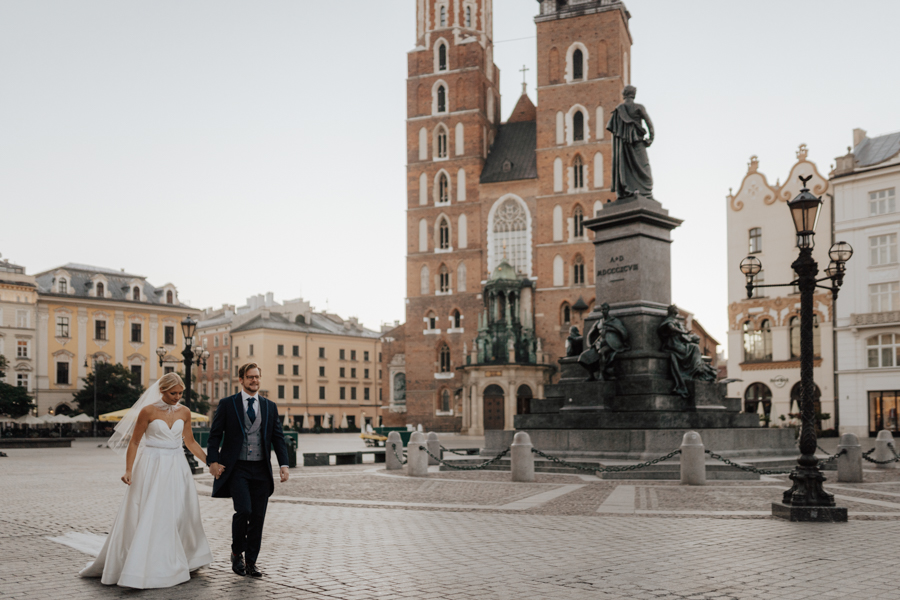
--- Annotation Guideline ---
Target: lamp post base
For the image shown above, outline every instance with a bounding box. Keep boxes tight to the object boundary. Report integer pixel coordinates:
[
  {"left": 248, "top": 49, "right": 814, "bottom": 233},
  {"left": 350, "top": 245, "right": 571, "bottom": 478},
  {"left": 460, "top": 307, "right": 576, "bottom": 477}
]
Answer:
[{"left": 771, "top": 502, "right": 847, "bottom": 522}]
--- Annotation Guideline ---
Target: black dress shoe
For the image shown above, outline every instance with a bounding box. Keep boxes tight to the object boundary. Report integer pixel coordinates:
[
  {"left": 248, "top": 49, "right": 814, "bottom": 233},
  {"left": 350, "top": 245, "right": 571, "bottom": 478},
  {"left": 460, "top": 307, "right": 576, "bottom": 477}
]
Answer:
[
  {"left": 245, "top": 562, "right": 262, "bottom": 577},
  {"left": 231, "top": 552, "right": 246, "bottom": 576}
]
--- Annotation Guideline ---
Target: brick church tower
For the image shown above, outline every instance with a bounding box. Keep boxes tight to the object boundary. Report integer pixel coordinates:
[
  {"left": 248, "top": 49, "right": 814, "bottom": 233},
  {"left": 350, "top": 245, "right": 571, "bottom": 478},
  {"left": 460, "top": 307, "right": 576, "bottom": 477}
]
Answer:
[{"left": 385, "top": 0, "right": 632, "bottom": 432}]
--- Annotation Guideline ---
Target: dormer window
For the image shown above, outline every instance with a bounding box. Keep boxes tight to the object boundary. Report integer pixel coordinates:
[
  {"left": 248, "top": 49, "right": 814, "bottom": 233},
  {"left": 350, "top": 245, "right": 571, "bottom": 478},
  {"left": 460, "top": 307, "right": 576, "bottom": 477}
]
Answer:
[
  {"left": 166, "top": 290, "right": 174, "bottom": 304},
  {"left": 59, "top": 278, "right": 68, "bottom": 294},
  {"left": 96, "top": 282, "right": 104, "bottom": 297},
  {"left": 132, "top": 286, "right": 140, "bottom": 301},
  {"left": 438, "top": 43, "right": 447, "bottom": 71}
]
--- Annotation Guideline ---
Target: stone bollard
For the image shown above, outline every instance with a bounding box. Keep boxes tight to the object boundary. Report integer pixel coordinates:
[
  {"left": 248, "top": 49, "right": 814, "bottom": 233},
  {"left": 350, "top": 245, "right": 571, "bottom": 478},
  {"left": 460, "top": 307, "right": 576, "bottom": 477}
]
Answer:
[
  {"left": 510, "top": 431, "right": 535, "bottom": 482},
  {"left": 407, "top": 431, "right": 429, "bottom": 477},
  {"left": 836, "top": 433, "right": 863, "bottom": 483},
  {"left": 874, "top": 430, "right": 897, "bottom": 469},
  {"left": 426, "top": 432, "right": 441, "bottom": 466},
  {"left": 386, "top": 431, "right": 404, "bottom": 471},
  {"left": 680, "top": 431, "right": 706, "bottom": 486}
]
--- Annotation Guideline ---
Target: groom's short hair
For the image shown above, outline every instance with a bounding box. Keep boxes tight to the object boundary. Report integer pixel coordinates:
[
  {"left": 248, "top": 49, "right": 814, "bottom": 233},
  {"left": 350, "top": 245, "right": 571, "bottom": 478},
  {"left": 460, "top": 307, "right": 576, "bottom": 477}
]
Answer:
[{"left": 239, "top": 362, "right": 262, "bottom": 379}]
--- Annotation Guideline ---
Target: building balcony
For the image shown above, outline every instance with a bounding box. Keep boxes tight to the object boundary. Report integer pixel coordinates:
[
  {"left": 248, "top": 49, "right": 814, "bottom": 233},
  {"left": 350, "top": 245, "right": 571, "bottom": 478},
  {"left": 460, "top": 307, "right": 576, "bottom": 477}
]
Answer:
[{"left": 850, "top": 311, "right": 900, "bottom": 328}]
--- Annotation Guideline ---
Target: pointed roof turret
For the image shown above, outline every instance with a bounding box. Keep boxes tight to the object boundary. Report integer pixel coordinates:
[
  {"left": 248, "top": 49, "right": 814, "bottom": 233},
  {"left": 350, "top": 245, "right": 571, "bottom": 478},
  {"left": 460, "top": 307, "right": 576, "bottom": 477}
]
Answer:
[{"left": 507, "top": 92, "right": 536, "bottom": 124}]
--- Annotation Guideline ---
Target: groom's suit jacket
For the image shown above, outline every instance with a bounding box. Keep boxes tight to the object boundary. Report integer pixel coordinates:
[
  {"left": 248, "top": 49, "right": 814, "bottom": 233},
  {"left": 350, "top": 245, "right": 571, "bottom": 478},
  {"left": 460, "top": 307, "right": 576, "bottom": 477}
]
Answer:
[{"left": 206, "top": 392, "right": 290, "bottom": 498}]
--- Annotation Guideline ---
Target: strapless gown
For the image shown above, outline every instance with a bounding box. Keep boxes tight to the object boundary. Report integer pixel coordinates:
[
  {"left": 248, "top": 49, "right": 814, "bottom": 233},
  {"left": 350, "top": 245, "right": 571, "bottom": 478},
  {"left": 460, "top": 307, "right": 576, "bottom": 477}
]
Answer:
[{"left": 80, "top": 419, "right": 213, "bottom": 588}]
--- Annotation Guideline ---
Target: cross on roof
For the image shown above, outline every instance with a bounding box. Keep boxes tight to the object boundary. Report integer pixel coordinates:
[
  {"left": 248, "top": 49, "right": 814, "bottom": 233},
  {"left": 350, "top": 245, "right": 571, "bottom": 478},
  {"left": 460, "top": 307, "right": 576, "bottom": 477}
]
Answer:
[{"left": 519, "top": 64, "right": 529, "bottom": 94}]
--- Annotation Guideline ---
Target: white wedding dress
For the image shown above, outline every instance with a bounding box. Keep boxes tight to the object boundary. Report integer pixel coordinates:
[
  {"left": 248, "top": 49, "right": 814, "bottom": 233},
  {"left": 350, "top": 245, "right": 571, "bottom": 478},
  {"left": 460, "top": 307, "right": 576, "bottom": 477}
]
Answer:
[{"left": 79, "top": 419, "right": 213, "bottom": 588}]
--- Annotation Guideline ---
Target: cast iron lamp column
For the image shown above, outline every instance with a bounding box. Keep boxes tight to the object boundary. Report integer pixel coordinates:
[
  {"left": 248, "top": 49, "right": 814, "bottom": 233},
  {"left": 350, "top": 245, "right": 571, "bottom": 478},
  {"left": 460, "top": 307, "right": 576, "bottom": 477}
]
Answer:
[
  {"left": 83, "top": 354, "right": 103, "bottom": 438},
  {"left": 739, "top": 175, "right": 853, "bottom": 522},
  {"left": 156, "top": 316, "right": 208, "bottom": 475}
]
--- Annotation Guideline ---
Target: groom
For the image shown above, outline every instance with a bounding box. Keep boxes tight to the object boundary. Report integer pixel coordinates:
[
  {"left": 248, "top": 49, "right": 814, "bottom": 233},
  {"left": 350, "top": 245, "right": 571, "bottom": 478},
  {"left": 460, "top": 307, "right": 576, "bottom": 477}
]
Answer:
[{"left": 207, "top": 363, "right": 290, "bottom": 577}]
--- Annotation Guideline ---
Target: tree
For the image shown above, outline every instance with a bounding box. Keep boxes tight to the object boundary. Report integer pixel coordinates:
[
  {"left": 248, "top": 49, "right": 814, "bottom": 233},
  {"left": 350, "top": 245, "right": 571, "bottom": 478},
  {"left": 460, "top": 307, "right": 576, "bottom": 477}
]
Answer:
[
  {"left": 74, "top": 362, "right": 145, "bottom": 418},
  {"left": 0, "top": 381, "right": 35, "bottom": 418}
]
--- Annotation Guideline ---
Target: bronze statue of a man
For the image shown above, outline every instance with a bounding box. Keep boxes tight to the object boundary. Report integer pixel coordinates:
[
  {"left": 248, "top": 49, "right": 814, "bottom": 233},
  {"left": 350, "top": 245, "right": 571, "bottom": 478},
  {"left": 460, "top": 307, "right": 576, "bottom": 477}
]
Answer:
[
  {"left": 565, "top": 326, "right": 583, "bottom": 357},
  {"left": 578, "top": 303, "right": 630, "bottom": 381},
  {"left": 606, "top": 85, "right": 654, "bottom": 200},
  {"left": 657, "top": 305, "right": 717, "bottom": 398}
]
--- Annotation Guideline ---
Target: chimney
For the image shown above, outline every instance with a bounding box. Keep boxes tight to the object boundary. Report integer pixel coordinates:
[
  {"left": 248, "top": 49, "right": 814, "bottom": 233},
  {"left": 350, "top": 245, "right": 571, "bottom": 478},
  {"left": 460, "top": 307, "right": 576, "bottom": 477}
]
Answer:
[
  {"left": 266, "top": 292, "right": 274, "bottom": 306},
  {"left": 853, "top": 128, "right": 867, "bottom": 148}
]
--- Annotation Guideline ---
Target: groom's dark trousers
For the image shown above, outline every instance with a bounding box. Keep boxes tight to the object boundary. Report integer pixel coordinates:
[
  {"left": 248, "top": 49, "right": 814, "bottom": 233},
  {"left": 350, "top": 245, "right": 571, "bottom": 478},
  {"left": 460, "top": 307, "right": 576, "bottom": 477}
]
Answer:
[{"left": 207, "top": 392, "right": 290, "bottom": 566}]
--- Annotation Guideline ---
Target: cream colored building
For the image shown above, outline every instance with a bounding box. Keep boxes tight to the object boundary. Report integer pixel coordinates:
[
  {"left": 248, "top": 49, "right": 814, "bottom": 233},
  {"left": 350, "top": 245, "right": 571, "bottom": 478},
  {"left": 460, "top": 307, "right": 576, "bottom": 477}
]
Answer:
[
  {"left": 33, "top": 264, "right": 199, "bottom": 415},
  {"left": 832, "top": 128, "right": 900, "bottom": 438},
  {"left": 229, "top": 307, "right": 382, "bottom": 430},
  {"left": 725, "top": 146, "right": 836, "bottom": 429},
  {"left": 0, "top": 257, "right": 38, "bottom": 397}
]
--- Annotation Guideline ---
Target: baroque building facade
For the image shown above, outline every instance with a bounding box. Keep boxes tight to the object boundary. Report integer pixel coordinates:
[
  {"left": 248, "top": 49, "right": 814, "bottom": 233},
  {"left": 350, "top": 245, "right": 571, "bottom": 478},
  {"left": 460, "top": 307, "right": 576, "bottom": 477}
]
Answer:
[
  {"left": 389, "top": 0, "right": 631, "bottom": 431},
  {"left": 32, "top": 264, "right": 199, "bottom": 416},
  {"left": 832, "top": 128, "right": 900, "bottom": 438},
  {"left": 725, "top": 147, "right": 835, "bottom": 429}
]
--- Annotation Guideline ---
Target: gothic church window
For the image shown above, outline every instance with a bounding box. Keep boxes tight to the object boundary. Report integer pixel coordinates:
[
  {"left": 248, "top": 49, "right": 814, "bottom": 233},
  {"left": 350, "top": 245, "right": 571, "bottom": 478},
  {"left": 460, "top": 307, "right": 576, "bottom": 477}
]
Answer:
[
  {"left": 452, "top": 309, "right": 461, "bottom": 328},
  {"left": 573, "top": 111, "right": 584, "bottom": 141},
  {"left": 573, "top": 254, "right": 585, "bottom": 285},
  {"left": 428, "top": 311, "right": 438, "bottom": 330},
  {"left": 573, "top": 205, "right": 584, "bottom": 237},
  {"left": 438, "top": 173, "right": 449, "bottom": 204},
  {"left": 437, "top": 85, "right": 446, "bottom": 113},
  {"left": 438, "top": 43, "right": 447, "bottom": 71},
  {"left": 465, "top": 6, "right": 472, "bottom": 27},
  {"left": 561, "top": 303, "right": 571, "bottom": 325},
  {"left": 573, "top": 155, "right": 584, "bottom": 189},
  {"left": 489, "top": 197, "right": 531, "bottom": 276},
  {"left": 439, "top": 344, "right": 451, "bottom": 372},
  {"left": 440, "top": 5, "right": 447, "bottom": 27},
  {"left": 439, "top": 264, "right": 450, "bottom": 292},
  {"left": 441, "top": 389, "right": 451, "bottom": 412},
  {"left": 438, "top": 218, "right": 450, "bottom": 249},
  {"left": 436, "top": 126, "right": 448, "bottom": 158},
  {"left": 573, "top": 49, "right": 584, "bottom": 80}
]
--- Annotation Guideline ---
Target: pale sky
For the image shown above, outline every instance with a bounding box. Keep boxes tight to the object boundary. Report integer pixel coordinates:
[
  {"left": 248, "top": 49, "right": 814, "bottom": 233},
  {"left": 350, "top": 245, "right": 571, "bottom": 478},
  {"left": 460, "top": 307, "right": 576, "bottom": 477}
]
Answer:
[{"left": 1, "top": 1, "right": 898, "bottom": 352}]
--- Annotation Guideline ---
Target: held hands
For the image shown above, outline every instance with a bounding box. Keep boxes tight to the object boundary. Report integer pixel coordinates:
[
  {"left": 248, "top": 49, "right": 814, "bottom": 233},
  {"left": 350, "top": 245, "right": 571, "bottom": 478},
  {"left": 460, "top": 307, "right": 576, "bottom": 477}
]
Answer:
[
  {"left": 280, "top": 467, "right": 290, "bottom": 483},
  {"left": 209, "top": 462, "right": 226, "bottom": 479},
  {"left": 121, "top": 471, "right": 132, "bottom": 485}
]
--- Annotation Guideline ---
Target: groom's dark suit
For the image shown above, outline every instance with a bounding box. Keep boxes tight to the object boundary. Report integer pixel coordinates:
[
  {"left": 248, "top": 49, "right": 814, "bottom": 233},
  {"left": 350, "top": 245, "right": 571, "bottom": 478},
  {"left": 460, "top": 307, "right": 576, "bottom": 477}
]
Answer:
[{"left": 206, "top": 392, "right": 289, "bottom": 565}]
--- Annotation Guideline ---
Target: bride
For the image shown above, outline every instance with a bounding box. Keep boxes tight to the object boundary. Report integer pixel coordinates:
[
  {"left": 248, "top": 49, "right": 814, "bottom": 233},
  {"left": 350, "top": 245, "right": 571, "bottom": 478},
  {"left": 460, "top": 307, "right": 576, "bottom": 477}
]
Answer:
[{"left": 80, "top": 372, "right": 213, "bottom": 588}]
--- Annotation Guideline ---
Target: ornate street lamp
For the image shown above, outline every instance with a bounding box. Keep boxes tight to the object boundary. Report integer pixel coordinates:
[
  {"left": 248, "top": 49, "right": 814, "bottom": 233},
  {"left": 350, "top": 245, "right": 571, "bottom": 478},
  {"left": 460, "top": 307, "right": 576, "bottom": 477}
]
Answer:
[
  {"left": 157, "top": 316, "right": 207, "bottom": 474},
  {"left": 83, "top": 353, "right": 104, "bottom": 438},
  {"left": 739, "top": 175, "right": 853, "bottom": 522}
]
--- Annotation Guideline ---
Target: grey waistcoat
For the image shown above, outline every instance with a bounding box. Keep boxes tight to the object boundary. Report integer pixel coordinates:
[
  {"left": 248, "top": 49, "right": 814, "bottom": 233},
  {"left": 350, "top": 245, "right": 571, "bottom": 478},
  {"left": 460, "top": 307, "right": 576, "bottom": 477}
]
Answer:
[{"left": 239, "top": 400, "right": 265, "bottom": 462}]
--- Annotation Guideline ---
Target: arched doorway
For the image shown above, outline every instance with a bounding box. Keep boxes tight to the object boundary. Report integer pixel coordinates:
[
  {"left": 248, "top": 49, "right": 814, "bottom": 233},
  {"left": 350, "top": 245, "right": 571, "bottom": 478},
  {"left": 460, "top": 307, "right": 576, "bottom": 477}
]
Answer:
[
  {"left": 516, "top": 384, "right": 532, "bottom": 415},
  {"left": 483, "top": 384, "right": 505, "bottom": 430},
  {"left": 55, "top": 404, "right": 73, "bottom": 415},
  {"left": 790, "top": 382, "right": 823, "bottom": 427},
  {"left": 744, "top": 383, "right": 772, "bottom": 424}
]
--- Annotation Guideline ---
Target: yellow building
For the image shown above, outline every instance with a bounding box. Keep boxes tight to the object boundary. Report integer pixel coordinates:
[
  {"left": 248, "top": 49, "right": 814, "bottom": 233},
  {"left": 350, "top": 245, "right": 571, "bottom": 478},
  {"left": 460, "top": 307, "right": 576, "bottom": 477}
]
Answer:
[
  {"left": 229, "top": 308, "right": 382, "bottom": 430},
  {"left": 0, "top": 257, "right": 38, "bottom": 395},
  {"left": 34, "top": 264, "right": 199, "bottom": 415}
]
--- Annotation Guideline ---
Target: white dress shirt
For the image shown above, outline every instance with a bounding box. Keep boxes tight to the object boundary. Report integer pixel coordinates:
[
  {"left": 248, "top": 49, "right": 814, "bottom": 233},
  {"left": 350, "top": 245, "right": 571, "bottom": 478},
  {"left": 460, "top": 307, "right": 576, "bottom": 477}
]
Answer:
[{"left": 240, "top": 389, "right": 288, "bottom": 470}]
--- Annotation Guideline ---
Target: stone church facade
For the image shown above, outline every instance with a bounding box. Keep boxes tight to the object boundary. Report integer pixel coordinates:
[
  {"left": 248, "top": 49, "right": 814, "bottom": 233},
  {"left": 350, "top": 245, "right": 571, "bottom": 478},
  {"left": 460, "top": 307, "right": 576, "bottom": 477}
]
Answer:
[{"left": 384, "top": 0, "right": 633, "bottom": 431}]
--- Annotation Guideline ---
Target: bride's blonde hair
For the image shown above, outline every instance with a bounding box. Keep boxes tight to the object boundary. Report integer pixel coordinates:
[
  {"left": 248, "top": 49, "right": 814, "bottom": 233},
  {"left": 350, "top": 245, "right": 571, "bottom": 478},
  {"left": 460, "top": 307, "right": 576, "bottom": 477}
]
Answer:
[{"left": 158, "top": 372, "right": 185, "bottom": 393}]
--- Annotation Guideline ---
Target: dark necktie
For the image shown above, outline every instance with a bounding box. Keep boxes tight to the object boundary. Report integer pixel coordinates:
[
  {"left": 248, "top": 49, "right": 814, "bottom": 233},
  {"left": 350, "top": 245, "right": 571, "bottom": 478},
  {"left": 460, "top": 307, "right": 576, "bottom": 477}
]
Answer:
[{"left": 247, "top": 397, "right": 256, "bottom": 423}]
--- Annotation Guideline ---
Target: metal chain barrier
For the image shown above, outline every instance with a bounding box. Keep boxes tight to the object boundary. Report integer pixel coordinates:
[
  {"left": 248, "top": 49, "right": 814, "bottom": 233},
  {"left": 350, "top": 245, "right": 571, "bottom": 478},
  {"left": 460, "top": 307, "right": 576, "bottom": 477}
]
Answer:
[
  {"left": 440, "top": 445, "right": 476, "bottom": 456},
  {"left": 390, "top": 443, "right": 408, "bottom": 465},
  {"left": 420, "top": 446, "right": 510, "bottom": 470},
  {"left": 530, "top": 447, "right": 682, "bottom": 473},
  {"left": 704, "top": 450, "right": 794, "bottom": 475},
  {"left": 862, "top": 445, "right": 900, "bottom": 465}
]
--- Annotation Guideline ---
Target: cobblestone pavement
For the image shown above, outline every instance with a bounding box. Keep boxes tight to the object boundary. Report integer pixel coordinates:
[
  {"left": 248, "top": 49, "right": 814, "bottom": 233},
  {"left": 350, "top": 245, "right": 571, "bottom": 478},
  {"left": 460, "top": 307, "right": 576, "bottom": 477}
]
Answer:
[{"left": 4, "top": 440, "right": 900, "bottom": 599}]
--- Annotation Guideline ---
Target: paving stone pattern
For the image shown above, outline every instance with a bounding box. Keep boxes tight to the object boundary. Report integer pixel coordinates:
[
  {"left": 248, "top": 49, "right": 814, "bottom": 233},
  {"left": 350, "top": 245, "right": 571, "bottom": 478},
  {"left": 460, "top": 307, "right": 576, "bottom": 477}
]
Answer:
[{"left": 3, "top": 440, "right": 900, "bottom": 599}]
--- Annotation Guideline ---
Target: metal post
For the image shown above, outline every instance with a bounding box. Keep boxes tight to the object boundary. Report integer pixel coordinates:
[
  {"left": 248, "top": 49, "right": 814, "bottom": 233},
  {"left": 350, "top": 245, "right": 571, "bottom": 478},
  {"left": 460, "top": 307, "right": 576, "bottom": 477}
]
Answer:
[
  {"left": 181, "top": 343, "right": 202, "bottom": 474},
  {"left": 92, "top": 360, "right": 97, "bottom": 438},
  {"left": 773, "top": 247, "right": 846, "bottom": 521}
]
